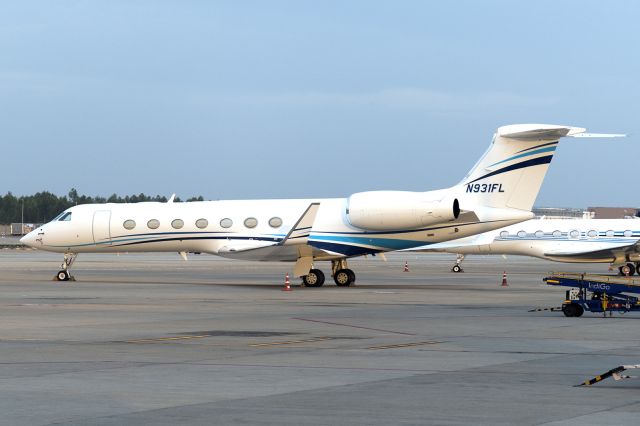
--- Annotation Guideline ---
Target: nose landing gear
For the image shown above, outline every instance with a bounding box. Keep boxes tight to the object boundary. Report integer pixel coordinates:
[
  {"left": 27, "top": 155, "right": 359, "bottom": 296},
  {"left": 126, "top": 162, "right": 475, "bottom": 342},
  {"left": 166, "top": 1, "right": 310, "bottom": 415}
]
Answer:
[
  {"left": 451, "top": 254, "right": 465, "bottom": 273},
  {"left": 55, "top": 253, "right": 77, "bottom": 281}
]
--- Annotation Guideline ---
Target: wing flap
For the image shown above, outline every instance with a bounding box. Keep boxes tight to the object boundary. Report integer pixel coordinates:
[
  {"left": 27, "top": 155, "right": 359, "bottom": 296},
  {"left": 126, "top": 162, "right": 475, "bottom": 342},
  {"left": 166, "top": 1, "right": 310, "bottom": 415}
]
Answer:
[
  {"left": 218, "top": 240, "right": 278, "bottom": 254},
  {"left": 405, "top": 231, "right": 495, "bottom": 252}
]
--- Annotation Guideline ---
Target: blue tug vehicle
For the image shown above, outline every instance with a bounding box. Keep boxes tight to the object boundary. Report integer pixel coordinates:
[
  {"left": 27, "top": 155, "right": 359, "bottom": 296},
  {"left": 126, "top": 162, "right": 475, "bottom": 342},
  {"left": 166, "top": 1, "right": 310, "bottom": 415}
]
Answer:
[{"left": 544, "top": 272, "right": 640, "bottom": 317}]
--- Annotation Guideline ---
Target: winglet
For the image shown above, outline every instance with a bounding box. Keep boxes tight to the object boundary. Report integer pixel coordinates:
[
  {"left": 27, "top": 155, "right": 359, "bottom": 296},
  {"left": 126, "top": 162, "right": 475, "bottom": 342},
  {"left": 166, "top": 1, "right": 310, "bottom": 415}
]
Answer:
[
  {"left": 280, "top": 203, "right": 321, "bottom": 246},
  {"left": 168, "top": 194, "right": 176, "bottom": 203}
]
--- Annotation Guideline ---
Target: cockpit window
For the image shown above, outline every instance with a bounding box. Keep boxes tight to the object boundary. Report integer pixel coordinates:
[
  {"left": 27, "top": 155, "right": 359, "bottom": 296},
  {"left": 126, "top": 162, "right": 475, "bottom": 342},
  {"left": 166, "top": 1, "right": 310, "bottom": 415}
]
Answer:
[
  {"left": 58, "top": 212, "right": 72, "bottom": 221},
  {"left": 51, "top": 212, "right": 66, "bottom": 221}
]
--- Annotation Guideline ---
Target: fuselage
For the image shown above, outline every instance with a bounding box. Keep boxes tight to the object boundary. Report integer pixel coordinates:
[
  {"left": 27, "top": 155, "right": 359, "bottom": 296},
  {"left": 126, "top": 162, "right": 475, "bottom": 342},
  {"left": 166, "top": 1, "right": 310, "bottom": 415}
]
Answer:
[
  {"left": 422, "top": 218, "right": 640, "bottom": 264},
  {"left": 21, "top": 197, "right": 528, "bottom": 261},
  {"left": 21, "top": 123, "right": 614, "bottom": 271}
]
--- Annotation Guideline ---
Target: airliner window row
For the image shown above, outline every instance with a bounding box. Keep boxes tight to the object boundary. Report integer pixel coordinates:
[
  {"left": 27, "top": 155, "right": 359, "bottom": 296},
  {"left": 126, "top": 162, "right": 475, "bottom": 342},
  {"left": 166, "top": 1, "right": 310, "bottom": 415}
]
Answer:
[
  {"left": 121, "top": 217, "right": 283, "bottom": 231},
  {"left": 501, "top": 230, "right": 634, "bottom": 238}
]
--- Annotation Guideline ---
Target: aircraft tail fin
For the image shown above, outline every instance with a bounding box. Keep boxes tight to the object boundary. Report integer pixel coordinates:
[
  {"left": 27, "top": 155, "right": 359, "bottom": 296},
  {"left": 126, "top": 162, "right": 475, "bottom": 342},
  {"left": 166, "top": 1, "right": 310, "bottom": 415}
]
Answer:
[{"left": 456, "top": 124, "right": 622, "bottom": 212}]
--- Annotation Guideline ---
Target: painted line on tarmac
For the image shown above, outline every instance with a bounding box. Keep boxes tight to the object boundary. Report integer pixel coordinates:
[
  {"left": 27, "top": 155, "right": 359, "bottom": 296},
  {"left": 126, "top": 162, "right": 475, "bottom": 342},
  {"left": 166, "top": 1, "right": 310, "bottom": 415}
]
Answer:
[
  {"left": 367, "top": 341, "right": 442, "bottom": 350},
  {"left": 292, "top": 317, "right": 415, "bottom": 336},
  {"left": 249, "top": 337, "right": 332, "bottom": 347},
  {"left": 125, "top": 335, "right": 211, "bottom": 343}
]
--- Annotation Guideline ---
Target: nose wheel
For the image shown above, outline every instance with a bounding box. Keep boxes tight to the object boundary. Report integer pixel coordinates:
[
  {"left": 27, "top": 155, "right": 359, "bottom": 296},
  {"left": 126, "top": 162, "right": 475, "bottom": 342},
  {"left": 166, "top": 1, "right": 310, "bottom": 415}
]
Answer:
[
  {"left": 54, "top": 253, "right": 77, "bottom": 281},
  {"left": 451, "top": 254, "right": 465, "bottom": 273},
  {"left": 56, "top": 270, "right": 70, "bottom": 281}
]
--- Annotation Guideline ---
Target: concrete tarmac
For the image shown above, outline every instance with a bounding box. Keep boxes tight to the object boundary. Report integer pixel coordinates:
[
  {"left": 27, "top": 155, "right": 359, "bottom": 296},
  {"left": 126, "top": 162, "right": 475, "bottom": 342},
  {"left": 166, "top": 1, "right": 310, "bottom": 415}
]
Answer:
[{"left": 1, "top": 249, "right": 639, "bottom": 425}]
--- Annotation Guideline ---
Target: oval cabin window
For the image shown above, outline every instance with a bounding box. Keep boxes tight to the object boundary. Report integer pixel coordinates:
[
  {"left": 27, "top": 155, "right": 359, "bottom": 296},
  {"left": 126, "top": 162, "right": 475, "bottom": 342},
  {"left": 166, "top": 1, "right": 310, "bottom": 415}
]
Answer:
[
  {"left": 517, "top": 231, "right": 526, "bottom": 238},
  {"left": 244, "top": 217, "right": 258, "bottom": 228},
  {"left": 123, "top": 220, "right": 136, "bottom": 230},
  {"left": 269, "top": 217, "right": 283, "bottom": 228},
  {"left": 147, "top": 219, "right": 160, "bottom": 229},
  {"left": 624, "top": 230, "right": 633, "bottom": 237},
  {"left": 606, "top": 230, "right": 615, "bottom": 237},
  {"left": 196, "top": 218, "right": 208, "bottom": 229},
  {"left": 499, "top": 231, "right": 509, "bottom": 238},
  {"left": 587, "top": 230, "right": 598, "bottom": 238},
  {"left": 552, "top": 230, "right": 562, "bottom": 237},
  {"left": 171, "top": 219, "right": 184, "bottom": 229},
  {"left": 569, "top": 230, "right": 580, "bottom": 239},
  {"left": 220, "top": 218, "right": 233, "bottom": 228},
  {"left": 535, "top": 230, "right": 544, "bottom": 238}
]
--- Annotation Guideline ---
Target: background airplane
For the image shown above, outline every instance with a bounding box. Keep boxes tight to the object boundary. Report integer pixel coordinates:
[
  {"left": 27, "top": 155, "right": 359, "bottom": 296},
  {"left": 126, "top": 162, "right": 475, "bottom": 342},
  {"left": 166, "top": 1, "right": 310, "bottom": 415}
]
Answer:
[
  {"left": 21, "top": 124, "right": 619, "bottom": 286},
  {"left": 409, "top": 218, "right": 640, "bottom": 275}
]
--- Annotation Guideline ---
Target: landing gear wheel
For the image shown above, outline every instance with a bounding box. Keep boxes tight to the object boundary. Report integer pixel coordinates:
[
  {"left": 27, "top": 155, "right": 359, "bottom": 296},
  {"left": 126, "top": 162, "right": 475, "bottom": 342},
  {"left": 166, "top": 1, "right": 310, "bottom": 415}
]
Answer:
[
  {"left": 56, "top": 270, "right": 70, "bottom": 281},
  {"left": 562, "top": 303, "right": 583, "bottom": 317},
  {"left": 346, "top": 268, "right": 356, "bottom": 283},
  {"left": 620, "top": 264, "right": 635, "bottom": 276},
  {"left": 334, "top": 269, "right": 354, "bottom": 287},
  {"left": 303, "top": 269, "right": 325, "bottom": 287},
  {"left": 452, "top": 264, "right": 463, "bottom": 273}
]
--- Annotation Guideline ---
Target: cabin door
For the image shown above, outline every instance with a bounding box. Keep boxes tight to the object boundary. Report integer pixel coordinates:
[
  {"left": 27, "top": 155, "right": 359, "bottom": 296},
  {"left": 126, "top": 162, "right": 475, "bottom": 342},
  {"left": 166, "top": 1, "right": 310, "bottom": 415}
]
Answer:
[{"left": 92, "top": 210, "right": 112, "bottom": 246}]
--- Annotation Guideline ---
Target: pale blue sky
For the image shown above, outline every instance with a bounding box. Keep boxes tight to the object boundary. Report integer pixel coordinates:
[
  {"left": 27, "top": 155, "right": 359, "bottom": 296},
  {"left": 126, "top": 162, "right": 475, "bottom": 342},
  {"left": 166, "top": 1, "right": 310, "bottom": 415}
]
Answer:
[{"left": 1, "top": 1, "right": 638, "bottom": 206}]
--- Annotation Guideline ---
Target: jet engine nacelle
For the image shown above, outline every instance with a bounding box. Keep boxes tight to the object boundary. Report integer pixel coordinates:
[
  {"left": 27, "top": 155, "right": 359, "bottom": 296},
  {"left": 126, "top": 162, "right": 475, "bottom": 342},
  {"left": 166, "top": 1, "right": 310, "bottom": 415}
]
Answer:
[{"left": 346, "top": 191, "right": 460, "bottom": 231}]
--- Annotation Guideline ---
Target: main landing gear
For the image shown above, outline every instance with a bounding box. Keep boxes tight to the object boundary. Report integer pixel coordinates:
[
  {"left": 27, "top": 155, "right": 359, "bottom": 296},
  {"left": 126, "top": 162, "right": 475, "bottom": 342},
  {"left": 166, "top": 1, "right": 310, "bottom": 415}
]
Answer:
[
  {"left": 300, "top": 259, "right": 356, "bottom": 287},
  {"left": 302, "top": 269, "right": 325, "bottom": 287},
  {"left": 331, "top": 259, "right": 355, "bottom": 287},
  {"left": 55, "top": 253, "right": 77, "bottom": 281},
  {"left": 451, "top": 254, "right": 465, "bottom": 273},
  {"left": 618, "top": 263, "right": 640, "bottom": 276}
]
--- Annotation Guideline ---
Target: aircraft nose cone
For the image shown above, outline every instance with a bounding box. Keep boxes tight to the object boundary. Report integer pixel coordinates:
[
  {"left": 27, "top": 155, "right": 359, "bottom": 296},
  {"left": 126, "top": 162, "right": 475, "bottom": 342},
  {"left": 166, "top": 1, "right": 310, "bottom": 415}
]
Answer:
[{"left": 20, "top": 230, "right": 36, "bottom": 247}]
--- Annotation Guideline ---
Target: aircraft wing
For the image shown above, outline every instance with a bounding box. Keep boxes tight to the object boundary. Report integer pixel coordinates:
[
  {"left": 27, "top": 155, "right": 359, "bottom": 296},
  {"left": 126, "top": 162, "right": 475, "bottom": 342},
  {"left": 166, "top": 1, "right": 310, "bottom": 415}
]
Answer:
[
  {"left": 217, "top": 240, "right": 279, "bottom": 255},
  {"left": 403, "top": 231, "right": 496, "bottom": 252},
  {"left": 217, "top": 203, "right": 325, "bottom": 261},
  {"left": 543, "top": 241, "right": 640, "bottom": 260},
  {"left": 280, "top": 203, "right": 320, "bottom": 245},
  {"left": 217, "top": 244, "right": 330, "bottom": 262}
]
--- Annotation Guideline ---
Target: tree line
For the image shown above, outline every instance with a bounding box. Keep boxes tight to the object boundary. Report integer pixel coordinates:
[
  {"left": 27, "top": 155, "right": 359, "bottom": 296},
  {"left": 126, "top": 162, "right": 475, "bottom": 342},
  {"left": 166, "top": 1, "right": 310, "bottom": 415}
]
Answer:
[{"left": 0, "top": 189, "right": 204, "bottom": 224}]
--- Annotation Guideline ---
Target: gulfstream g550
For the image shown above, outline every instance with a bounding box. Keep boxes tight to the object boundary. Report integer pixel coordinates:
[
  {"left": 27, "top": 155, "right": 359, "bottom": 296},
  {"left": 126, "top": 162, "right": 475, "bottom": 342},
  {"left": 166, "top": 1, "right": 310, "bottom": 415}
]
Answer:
[{"left": 21, "top": 124, "right": 617, "bottom": 286}]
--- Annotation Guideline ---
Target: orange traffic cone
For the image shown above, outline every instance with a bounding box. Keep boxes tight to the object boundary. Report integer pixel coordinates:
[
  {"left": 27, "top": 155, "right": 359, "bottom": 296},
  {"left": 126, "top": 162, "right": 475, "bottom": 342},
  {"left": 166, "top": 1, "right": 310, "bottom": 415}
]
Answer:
[
  {"left": 501, "top": 271, "right": 508, "bottom": 287},
  {"left": 282, "top": 273, "right": 292, "bottom": 291},
  {"left": 403, "top": 261, "right": 409, "bottom": 272}
]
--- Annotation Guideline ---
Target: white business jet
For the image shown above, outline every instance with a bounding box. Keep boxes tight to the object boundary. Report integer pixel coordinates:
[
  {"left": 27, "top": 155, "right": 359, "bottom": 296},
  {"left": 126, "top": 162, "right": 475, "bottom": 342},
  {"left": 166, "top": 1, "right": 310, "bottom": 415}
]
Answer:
[
  {"left": 409, "top": 218, "right": 640, "bottom": 275},
  {"left": 20, "top": 124, "right": 616, "bottom": 286}
]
